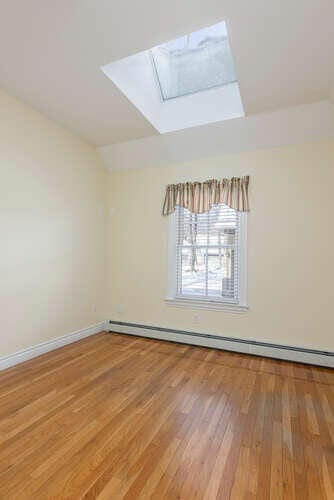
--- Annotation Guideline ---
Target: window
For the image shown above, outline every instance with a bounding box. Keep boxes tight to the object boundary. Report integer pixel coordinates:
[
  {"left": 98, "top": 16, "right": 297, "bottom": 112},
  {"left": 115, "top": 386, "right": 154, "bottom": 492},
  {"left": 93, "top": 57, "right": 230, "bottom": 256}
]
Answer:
[
  {"left": 151, "top": 21, "right": 236, "bottom": 101},
  {"left": 167, "top": 204, "right": 248, "bottom": 312}
]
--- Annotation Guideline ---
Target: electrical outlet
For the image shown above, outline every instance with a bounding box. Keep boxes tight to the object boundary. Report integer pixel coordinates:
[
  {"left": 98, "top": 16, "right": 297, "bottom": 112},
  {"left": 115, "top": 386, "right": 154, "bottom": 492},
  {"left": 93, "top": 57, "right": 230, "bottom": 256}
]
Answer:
[
  {"left": 117, "top": 304, "right": 123, "bottom": 315},
  {"left": 92, "top": 304, "right": 97, "bottom": 313},
  {"left": 193, "top": 313, "right": 199, "bottom": 324}
]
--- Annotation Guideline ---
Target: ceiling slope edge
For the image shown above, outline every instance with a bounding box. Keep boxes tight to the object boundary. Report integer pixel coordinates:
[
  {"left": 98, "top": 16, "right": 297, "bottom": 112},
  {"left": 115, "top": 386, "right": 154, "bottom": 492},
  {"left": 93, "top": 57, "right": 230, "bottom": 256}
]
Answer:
[{"left": 97, "top": 101, "right": 334, "bottom": 172}]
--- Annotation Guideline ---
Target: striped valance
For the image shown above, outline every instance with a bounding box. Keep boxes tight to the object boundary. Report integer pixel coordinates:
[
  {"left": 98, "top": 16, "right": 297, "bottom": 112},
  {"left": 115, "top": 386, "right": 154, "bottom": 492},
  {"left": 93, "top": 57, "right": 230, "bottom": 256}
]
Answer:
[{"left": 162, "top": 176, "right": 249, "bottom": 215}]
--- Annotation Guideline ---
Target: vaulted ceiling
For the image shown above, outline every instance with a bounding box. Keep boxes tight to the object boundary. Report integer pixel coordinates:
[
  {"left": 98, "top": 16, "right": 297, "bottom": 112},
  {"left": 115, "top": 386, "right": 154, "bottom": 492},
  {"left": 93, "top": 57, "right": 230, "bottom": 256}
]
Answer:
[{"left": 0, "top": 0, "right": 333, "bottom": 146}]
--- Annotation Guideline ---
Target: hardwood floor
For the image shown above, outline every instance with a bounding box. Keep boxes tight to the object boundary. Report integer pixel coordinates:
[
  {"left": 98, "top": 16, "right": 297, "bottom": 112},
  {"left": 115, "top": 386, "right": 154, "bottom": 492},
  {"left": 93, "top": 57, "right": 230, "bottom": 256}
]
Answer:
[{"left": 0, "top": 333, "right": 333, "bottom": 499}]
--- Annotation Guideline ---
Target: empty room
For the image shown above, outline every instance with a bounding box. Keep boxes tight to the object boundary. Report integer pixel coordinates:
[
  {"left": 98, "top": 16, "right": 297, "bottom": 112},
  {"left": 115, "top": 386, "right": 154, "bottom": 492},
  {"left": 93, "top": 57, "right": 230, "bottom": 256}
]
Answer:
[{"left": 0, "top": 1, "right": 333, "bottom": 498}]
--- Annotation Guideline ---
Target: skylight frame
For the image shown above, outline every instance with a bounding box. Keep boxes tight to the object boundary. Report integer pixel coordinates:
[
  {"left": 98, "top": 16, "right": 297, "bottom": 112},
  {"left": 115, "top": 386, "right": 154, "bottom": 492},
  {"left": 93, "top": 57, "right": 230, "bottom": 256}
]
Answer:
[{"left": 100, "top": 18, "right": 244, "bottom": 134}]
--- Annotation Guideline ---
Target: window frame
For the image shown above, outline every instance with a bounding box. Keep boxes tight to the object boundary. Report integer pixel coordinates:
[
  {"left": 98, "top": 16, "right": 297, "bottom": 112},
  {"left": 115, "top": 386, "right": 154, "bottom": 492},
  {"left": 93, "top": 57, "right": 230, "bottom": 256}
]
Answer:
[{"left": 166, "top": 206, "right": 248, "bottom": 313}]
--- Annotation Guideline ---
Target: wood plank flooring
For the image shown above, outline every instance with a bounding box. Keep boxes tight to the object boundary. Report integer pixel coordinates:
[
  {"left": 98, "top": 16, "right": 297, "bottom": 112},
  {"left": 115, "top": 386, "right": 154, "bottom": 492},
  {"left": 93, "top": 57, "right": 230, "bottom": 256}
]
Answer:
[{"left": 0, "top": 332, "right": 333, "bottom": 499}]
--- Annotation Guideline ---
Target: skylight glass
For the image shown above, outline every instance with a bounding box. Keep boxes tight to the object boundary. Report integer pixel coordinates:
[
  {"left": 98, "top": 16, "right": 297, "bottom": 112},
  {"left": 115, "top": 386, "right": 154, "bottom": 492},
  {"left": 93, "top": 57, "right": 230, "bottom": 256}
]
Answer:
[{"left": 150, "top": 21, "right": 237, "bottom": 101}]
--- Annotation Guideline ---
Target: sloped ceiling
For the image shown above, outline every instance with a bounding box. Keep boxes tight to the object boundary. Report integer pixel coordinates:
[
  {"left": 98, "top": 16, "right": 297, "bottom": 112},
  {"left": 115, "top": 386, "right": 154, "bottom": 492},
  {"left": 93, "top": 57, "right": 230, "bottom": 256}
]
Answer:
[{"left": 0, "top": 0, "right": 333, "bottom": 146}]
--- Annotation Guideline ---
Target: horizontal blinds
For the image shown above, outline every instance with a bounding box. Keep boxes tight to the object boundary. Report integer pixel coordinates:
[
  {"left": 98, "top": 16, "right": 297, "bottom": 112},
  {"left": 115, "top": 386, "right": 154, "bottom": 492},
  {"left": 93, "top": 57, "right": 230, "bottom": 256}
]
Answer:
[{"left": 175, "top": 204, "right": 240, "bottom": 301}]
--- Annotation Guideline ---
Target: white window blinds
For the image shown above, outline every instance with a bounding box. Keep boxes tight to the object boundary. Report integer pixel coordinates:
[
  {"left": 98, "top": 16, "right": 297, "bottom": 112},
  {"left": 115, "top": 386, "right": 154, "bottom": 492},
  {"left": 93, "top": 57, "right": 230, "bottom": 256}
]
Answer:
[{"left": 174, "top": 204, "right": 241, "bottom": 302}]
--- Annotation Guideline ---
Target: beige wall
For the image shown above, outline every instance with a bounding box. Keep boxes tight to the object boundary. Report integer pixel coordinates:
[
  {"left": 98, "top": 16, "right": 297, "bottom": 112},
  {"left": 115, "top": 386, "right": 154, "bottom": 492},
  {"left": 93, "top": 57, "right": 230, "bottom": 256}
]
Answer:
[
  {"left": 106, "top": 140, "right": 334, "bottom": 351},
  {"left": 1, "top": 83, "right": 333, "bottom": 357},
  {"left": 0, "top": 88, "right": 107, "bottom": 357}
]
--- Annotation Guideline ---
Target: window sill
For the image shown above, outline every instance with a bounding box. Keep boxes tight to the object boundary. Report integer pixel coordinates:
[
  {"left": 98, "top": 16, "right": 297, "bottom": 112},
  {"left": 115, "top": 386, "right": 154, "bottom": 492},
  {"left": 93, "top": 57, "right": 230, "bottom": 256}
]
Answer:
[{"left": 165, "top": 297, "right": 249, "bottom": 314}]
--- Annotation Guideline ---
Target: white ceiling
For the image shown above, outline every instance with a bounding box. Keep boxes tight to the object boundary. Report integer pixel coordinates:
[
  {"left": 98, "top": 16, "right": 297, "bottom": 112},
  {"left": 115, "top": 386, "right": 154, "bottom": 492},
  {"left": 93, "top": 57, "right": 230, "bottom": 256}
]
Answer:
[
  {"left": 98, "top": 101, "right": 334, "bottom": 171},
  {"left": 0, "top": 0, "right": 333, "bottom": 146}
]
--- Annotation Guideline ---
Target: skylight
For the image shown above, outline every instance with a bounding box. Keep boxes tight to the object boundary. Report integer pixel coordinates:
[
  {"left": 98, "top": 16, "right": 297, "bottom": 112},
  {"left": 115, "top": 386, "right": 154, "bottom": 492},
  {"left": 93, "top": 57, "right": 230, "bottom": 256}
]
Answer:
[
  {"left": 151, "top": 21, "right": 237, "bottom": 101},
  {"left": 101, "top": 20, "right": 244, "bottom": 134}
]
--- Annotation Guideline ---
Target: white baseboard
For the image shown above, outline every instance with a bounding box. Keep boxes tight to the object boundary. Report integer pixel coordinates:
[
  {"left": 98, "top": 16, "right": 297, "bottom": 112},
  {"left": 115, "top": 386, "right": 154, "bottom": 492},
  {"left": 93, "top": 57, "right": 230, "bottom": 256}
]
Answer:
[
  {"left": 108, "top": 321, "right": 334, "bottom": 368},
  {"left": 0, "top": 321, "right": 108, "bottom": 371}
]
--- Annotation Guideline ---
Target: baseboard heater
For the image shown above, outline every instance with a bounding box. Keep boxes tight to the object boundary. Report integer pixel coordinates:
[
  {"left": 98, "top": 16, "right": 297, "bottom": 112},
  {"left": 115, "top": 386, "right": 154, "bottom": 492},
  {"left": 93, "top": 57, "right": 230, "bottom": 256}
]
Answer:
[{"left": 108, "top": 320, "right": 333, "bottom": 368}]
